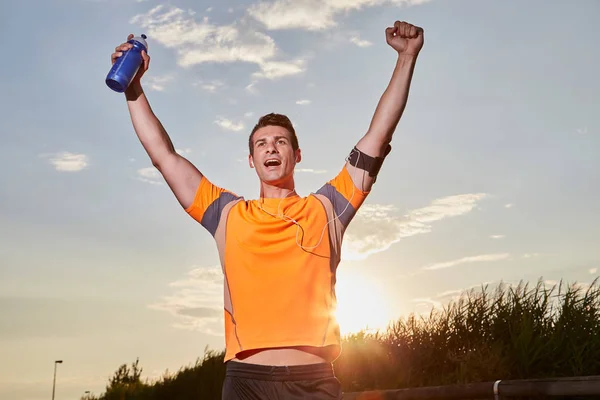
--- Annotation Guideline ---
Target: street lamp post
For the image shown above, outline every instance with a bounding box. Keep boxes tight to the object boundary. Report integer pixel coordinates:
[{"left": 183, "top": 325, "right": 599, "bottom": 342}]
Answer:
[{"left": 51, "top": 360, "right": 63, "bottom": 400}]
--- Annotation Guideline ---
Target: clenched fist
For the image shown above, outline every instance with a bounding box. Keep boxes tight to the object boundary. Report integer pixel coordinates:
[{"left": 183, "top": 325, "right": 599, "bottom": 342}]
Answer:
[{"left": 386, "top": 21, "right": 424, "bottom": 56}]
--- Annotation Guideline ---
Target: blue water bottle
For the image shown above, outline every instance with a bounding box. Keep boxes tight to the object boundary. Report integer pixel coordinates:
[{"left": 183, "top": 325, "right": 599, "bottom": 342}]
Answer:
[{"left": 105, "top": 34, "right": 148, "bottom": 93}]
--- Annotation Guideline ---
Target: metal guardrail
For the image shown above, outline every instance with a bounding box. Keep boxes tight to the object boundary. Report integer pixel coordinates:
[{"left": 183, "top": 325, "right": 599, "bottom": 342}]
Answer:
[{"left": 343, "top": 375, "right": 600, "bottom": 399}]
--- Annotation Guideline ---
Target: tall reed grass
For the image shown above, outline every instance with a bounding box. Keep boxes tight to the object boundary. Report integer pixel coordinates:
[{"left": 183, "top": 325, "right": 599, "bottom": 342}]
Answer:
[{"left": 334, "top": 278, "right": 600, "bottom": 392}]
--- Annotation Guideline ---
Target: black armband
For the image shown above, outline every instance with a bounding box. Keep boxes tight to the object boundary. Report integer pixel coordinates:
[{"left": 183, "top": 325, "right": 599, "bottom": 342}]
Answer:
[{"left": 347, "top": 144, "right": 392, "bottom": 178}]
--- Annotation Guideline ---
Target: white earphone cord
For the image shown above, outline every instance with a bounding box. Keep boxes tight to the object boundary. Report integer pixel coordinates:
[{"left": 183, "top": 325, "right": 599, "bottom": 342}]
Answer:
[{"left": 258, "top": 152, "right": 362, "bottom": 251}]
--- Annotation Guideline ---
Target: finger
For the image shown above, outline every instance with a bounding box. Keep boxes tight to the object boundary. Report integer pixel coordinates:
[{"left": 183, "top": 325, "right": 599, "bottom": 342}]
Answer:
[
  {"left": 142, "top": 51, "right": 150, "bottom": 69},
  {"left": 111, "top": 52, "right": 122, "bottom": 63},
  {"left": 127, "top": 33, "right": 134, "bottom": 41},
  {"left": 401, "top": 22, "right": 410, "bottom": 37},
  {"left": 115, "top": 43, "right": 132, "bottom": 52},
  {"left": 409, "top": 25, "right": 417, "bottom": 38},
  {"left": 385, "top": 26, "right": 395, "bottom": 38},
  {"left": 397, "top": 22, "right": 404, "bottom": 37}
]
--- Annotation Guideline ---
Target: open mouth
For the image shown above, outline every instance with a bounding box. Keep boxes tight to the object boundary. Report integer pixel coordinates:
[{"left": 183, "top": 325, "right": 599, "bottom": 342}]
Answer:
[{"left": 264, "top": 159, "right": 282, "bottom": 168}]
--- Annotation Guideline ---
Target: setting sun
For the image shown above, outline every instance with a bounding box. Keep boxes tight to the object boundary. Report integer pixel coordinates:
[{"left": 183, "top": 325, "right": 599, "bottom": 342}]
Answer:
[{"left": 334, "top": 269, "right": 392, "bottom": 336}]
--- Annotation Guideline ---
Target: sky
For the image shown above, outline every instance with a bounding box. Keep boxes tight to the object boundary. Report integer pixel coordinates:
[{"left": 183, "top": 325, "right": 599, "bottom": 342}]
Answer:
[{"left": 0, "top": 0, "right": 599, "bottom": 398}]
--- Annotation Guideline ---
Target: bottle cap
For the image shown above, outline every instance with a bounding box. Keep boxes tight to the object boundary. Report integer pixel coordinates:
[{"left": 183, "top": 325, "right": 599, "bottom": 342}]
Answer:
[{"left": 131, "top": 34, "right": 148, "bottom": 51}]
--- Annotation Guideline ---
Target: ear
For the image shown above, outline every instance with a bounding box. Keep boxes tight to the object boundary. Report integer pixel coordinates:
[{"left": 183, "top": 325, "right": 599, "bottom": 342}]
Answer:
[
  {"left": 295, "top": 148, "right": 302, "bottom": 164},
  {"left": 248, "top": 154, "right": 254, "bottom": 168}
]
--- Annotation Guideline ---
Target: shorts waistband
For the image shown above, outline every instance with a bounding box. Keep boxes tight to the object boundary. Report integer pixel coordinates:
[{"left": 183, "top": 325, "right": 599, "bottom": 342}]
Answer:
[{"left": 225, "top": 361, "right": 335, "bottom": 382}]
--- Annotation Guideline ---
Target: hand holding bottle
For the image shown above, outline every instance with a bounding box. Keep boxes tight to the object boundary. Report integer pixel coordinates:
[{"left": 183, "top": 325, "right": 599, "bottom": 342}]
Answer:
[{"left": 106, "top": 34, "right": 150, "bottom": 93}]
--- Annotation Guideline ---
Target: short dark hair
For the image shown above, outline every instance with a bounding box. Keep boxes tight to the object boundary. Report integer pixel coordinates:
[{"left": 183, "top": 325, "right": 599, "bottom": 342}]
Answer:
[{"left": 249, "top": 113, "right": 299, "bottom": 155}]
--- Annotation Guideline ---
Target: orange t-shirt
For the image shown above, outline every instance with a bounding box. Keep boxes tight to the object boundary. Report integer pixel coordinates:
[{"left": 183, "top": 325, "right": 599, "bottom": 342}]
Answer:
[{"left": 185, "top": 163, "right": 369, "bottom": 362}]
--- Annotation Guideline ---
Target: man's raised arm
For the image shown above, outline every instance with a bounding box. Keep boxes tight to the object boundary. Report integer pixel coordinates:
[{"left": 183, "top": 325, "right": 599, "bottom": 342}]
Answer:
[
  {"left": 348, "top": 21, "right": 424, "bottom": 191},
  {"left": 113, "top": 34, "right": 202, "bottom": 210}
]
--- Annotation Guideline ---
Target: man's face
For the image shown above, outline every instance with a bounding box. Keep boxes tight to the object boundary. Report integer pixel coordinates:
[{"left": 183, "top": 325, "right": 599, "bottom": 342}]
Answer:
[{"left": 249, "top": 125, "right": 301, "bottom": 185}]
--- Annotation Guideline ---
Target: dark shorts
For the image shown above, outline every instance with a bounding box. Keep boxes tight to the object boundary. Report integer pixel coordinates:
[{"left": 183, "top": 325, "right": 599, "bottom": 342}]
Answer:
[{"left": 222, "top": 361, "right": 343, "bottom": 400}]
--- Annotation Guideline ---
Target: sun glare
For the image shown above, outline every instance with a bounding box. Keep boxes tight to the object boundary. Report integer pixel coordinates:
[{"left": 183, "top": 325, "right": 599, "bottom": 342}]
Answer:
[{"left": 334, "top": 270, "right": 392, "bottom": 336}]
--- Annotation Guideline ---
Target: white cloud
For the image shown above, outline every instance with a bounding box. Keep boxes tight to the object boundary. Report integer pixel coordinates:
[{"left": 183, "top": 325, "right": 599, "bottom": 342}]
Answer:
[
  {"left": 505, "top": 203, "right": 514, "bottom": 208},
  {"left": 176, "top": 148, "right": 192, "bottom": 155},
  {"left": 130, "top": 5, "right": 305, "bottom": 81},
  {"left": 137, "top": 166, "right": 163, "bottom": 185},
  {"left": 244, "top": 112, "right": 255, "bottom": 118},
  {"left": 412, "top": 278, "right": 599, "bottom": 317},
  {"left": 296, "top": 99, "right": 311, "bottom": 105},
  {"left": 193, "top": 79, "right": 225, "bottom": 93},
  {"left": 438, "top": 281, "right": 496, "bottom": 301},
  {"left": 215, "top": 116, "right": 245, "bottom": 132},
  {"left": 350, "top": 36, "right": 372, "bottom": 47},
  {"left": 296, "top": 168, "right": 327, "bottom": 174},
  {"left": 248, "top": 0, "right": 430, "bottom": 31},
  {"left": 411, "top": 297, "right": 442, "bottom": 309},
  {"left": 149, "top": 266, "right": 224, "bottom": 335},
  {"left": 44, "top": 152, "right": 89, "bottom": 172},
  {"left": 412, "top": 281, "right": 496, "bottom": 315},
  {"left": 590, "top": 268, "right": 598, "bottom": 274},
  {"left": 523, "top": 253, "right": 540, "bottom": 258},
  {"left": 246, "top": 81, "right": 259, "bottom": 94},
  {"left": 408, "top": 194, "right": 487, "bottom": 222},
  {"left": 436, "top": 288, "right": 467, "bottom": 301},
  {"left": 342, "top": 193, "right": 487, "bottom": 260},
  {"left": 570, "top": 281, "right": 594, "bottom": 293},
  {"left": 490, "top": 235, "right": 505, "bottom": 239},
  {"left": 252, "top": 60, "right": 306, "bottom": 80},
  {"left": 145, "top": 74, "right": 174, "bottom": 91},
  {"left": 422, "top": 253, "right": 511, "bottom": 271}
]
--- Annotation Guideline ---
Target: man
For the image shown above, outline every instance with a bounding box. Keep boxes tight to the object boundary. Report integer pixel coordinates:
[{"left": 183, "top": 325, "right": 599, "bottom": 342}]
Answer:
[{"left": 111, "top": 19, "right": 423, "bottom": 399}]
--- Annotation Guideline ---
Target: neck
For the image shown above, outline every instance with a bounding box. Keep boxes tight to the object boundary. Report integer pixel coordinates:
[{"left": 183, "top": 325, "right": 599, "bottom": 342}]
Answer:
[{"left": 259, "top": 179, "right": 296, "bottom": 199}]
